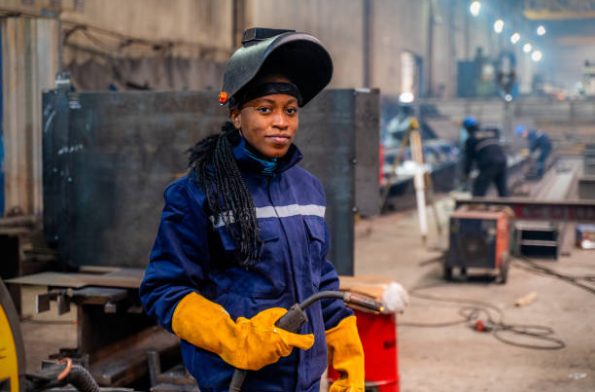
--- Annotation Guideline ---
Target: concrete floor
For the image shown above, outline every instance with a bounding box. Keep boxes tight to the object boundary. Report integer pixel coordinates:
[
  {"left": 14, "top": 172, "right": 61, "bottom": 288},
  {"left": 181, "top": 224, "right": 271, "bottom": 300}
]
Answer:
[
  {"left": 354, "top": 200, "right": 595, "bottom": 392},
  {"left": 16, "top": 195, "right": 595, "bottom": 391}
]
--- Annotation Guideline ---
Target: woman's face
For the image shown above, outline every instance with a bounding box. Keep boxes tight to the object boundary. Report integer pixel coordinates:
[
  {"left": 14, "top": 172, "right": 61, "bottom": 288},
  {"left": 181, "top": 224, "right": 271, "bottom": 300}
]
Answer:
[{"left": 230, "top": 83, "right": 299, "bottom": 159}]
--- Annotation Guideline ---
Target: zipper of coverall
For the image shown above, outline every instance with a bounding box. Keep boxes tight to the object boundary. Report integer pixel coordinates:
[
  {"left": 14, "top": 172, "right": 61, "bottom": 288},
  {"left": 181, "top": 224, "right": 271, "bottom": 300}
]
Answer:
[
  {"left": 265, "top": 175, "right": 307, "bottom": 392},
  {"left": 265, "top": 176, "right": 300, "bottom": 305}
]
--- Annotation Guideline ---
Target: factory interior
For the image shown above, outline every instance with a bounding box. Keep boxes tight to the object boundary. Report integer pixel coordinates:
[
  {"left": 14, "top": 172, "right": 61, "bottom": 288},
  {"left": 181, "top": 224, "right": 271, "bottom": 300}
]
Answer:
[{"left": 1, "top": 1, "right": 595, "bottom": 391}]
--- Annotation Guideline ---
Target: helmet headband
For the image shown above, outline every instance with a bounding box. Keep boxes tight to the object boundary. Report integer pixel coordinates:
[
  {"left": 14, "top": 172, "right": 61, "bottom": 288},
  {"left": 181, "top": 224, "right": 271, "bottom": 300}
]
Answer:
[{"left": 230, "top": 82, "right": 302, "bottom": 108}]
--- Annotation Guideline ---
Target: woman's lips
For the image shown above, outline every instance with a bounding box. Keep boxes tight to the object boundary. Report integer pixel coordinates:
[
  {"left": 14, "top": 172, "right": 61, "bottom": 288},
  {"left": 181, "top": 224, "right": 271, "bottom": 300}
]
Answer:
[{"left": 267, "top": 135, "right": 291, "bottom": 144}]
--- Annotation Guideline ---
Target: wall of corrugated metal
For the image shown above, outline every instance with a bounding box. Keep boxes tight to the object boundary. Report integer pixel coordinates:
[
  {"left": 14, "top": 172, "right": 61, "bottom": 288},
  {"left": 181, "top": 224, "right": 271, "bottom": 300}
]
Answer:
[
  {"left": 245, "top": 0, "right": 497, "bottom": 97},
  {"left": 60, "top": 0, "right": 233, "bottom": 61}
]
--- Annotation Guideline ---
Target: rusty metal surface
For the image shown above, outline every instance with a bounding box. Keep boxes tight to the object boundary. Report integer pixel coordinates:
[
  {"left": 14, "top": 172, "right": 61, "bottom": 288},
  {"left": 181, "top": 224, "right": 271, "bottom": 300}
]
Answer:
[
  {"left": 42, "top": 89, "right": 378, "bottom": 275},
  {"left": 455, "top": 197, "right": 595, "bottom": 222},
  {"left": 0, "top": 215, "right": 38, "bottom": 228}
]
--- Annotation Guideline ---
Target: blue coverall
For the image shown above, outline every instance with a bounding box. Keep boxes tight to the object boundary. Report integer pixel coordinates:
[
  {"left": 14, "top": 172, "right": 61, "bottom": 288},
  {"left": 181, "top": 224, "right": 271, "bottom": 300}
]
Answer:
[
  {"left": 140, "top": 136, "right": 352, "bottom": 392},
  {"left": 527, "top": 129, "right": 552, "bottom": 177}
]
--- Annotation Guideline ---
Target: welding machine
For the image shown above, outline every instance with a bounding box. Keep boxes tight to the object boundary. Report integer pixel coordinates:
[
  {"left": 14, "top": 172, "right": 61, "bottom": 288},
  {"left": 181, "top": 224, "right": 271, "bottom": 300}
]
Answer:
[{"left": 445, "top": 206, "right": 513, "bottom": 283}]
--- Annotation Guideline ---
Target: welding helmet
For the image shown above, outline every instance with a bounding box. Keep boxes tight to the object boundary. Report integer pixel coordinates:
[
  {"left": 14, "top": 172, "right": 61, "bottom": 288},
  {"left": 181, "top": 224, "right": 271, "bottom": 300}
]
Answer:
[
  {"left": 218, "top": 28, "right": 333, "bottom": 108},
  {"left": 462, "top": 116, "right": 479, "bottom": 132}
]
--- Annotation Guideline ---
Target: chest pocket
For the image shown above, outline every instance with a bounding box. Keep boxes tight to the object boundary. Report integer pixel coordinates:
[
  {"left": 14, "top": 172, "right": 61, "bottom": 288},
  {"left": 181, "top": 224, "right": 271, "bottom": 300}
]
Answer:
[
  {"left": 304, "top": 217, "right": 325, "bottom": 289},
  {"left": 213, "top": 224, "right": 285, "bottom": 298}
]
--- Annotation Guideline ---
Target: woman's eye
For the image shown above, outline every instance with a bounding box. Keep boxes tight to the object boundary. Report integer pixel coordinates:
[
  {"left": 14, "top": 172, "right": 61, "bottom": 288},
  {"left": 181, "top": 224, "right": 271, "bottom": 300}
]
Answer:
[
  {"left": 286, "top": 107, "right": 298, "bottom": 115},
  {"left": 256, "top": 107, "right": 272, "bottom": 114}
]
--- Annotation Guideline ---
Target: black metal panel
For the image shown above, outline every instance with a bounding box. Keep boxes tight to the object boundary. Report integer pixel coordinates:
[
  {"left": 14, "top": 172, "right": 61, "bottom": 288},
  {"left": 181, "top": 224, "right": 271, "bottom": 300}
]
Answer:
[
  {"left": 42, "top": 89, "right": 377, "bottom": 275},
  {"left": 297, "top": 90, "right": 357, "bottom": 276},
  {"left": 43, "top": 90, "right": 226, "bottom": 268},
  {"left": 354, "top": 89, "right": 380, "bottom": 218}
]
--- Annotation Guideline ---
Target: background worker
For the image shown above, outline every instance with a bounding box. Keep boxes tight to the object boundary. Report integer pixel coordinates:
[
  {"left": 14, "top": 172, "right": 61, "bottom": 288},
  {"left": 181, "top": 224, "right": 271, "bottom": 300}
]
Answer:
[
  {"left": 516, "top": 125, "right": 552, "bottom": 178},
  {"left": 139, "top": 28, "right": 364, "bottom": 392},
  {"left": 461, "top": 116, "right": 508, "bottom": 197}
]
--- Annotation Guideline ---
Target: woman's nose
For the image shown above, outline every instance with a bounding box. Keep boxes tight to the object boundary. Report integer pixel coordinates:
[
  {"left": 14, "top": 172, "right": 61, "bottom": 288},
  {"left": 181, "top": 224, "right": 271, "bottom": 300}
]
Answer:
[{"left": 272, "top": 111, "right": 289, "bottom": 129}]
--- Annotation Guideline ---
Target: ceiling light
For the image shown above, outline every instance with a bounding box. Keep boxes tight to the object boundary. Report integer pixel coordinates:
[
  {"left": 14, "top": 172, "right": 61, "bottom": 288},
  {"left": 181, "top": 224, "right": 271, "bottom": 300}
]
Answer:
[
  {"left": 537, "top": 25, "right": 546, "bottom": 36},
  {"left": 523, "top": 43, "right": 532, "bottom": 53},
  {"left": 494, "top": 19, "right": 504, "bottom": 33},
  {"left": 470, "top": 1, "right": 481, "bottom": 17},
  {"left": 510, "top": 33, "right": 520, "bottom": 44},
  {"left": 531, "top": 50, "right": 543, "bottom": 62},
  {"left": 399, "top": 92, "right": 415, "bottom": 103}
]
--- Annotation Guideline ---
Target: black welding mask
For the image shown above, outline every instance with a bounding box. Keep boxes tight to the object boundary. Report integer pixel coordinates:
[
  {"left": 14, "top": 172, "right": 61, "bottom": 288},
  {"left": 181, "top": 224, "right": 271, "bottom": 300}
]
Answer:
[{"left": 218, "top": 28, "right": 333, "bottom": 108}]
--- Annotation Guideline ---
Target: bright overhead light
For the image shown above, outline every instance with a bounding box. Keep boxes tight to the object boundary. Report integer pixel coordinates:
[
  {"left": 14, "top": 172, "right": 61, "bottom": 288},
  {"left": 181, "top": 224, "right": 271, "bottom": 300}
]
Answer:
[
  {"left": 531, "top": 50, "right": 543, "bottom": 62},
  {"left": 399, "top": 92, "right": 415, "bottom": 103},
  {"left": 470, "top": 1, "right": 481, "bottom": 16},
  {"left": 523, "top": 43, "right": 532, "bottom": 53},
  {"left": 537, "top": 25, "right": 546, "bottom": 36},
  {"left": 494, "top": 19, "right": 504, "bottom": 33},
  {"left": 510, "top": 33, "right": 520, "bottom": 44}
]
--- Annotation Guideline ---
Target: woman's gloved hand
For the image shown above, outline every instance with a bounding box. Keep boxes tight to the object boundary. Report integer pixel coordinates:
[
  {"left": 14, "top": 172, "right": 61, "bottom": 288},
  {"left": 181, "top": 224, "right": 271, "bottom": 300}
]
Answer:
[
  {"left": 326, "top": 315, "right": 365, "bottom": 392},
  {"left": 172, "top": 292, "right": 314, "bottom": 370}
]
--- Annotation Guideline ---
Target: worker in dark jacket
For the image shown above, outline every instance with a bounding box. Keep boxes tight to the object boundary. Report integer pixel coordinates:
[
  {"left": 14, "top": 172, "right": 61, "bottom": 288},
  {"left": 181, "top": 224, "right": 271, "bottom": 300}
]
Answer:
[
  {"left": 140, "top": 28, "right": 364, "bottom": 392},
  {"left": 516, "top": 125, "right": 552, "bottom": 178},
  {"left": 461, "top": 116, "right": 508, "bottom": 197}
]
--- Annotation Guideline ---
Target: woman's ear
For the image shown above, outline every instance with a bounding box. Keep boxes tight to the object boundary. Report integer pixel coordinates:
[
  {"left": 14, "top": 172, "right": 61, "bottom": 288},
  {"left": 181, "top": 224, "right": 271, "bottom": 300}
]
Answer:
[{"left": 230, "top": 109, "right": 242, "bottom": 130}]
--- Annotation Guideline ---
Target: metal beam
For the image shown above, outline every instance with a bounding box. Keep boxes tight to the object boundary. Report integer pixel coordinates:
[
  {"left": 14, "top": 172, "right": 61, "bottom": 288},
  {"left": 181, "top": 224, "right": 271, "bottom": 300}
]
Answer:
[
  {"left": 455, "top": 197, "right": 595, "bottom": 222},
  {"left": 524, "top": 0, "right": 595, "bottom": 20},
  {"left": 524, "top": 10, "right": 595, "bottom": 20}
]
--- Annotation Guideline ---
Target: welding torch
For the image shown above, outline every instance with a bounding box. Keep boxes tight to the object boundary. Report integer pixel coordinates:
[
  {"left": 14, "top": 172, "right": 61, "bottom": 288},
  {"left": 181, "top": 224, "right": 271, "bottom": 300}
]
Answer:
[{"left": 228, "top": 290, "right": 384, "bottom": 392}]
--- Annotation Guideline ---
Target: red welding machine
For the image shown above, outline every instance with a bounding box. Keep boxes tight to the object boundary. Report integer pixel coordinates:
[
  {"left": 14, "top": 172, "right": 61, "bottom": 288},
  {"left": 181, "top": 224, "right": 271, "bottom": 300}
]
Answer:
[{"left": 445, "top": 206, "right": 513, "bottom": 283}]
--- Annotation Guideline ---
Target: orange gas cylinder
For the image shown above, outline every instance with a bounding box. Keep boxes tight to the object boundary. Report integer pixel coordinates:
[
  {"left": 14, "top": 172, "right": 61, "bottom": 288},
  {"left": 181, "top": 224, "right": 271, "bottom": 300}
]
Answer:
[{"left": 328, "top": 309, "right": 399, "bottom": 392}]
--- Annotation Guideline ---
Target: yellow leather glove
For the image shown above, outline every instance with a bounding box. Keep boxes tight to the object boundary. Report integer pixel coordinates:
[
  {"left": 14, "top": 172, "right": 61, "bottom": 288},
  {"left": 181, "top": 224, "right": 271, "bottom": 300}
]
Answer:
[
  {"left": 326, "top": 315, "right": 365, "bottom": 392},
  {"left": 172, "top": 292, "right": 314, "bottom": 371}
]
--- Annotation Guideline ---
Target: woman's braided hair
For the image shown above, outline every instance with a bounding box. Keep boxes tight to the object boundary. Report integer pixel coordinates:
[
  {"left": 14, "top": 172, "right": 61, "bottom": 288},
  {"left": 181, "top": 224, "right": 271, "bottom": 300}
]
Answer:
[{"left": 188, "top": 122, "right": 260, "bottom": 266}]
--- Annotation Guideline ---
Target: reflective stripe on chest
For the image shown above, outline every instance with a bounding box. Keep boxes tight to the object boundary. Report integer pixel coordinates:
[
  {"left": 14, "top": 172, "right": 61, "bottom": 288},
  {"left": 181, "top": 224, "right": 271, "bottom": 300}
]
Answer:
[{"left": 209, "top": 204, "right": 326, "bottom": 228}]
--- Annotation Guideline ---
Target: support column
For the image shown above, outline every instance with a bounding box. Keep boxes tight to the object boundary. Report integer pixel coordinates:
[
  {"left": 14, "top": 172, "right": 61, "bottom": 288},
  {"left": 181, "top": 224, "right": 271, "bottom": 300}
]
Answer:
[{"left": 1, "top": 17, "right": 60, "bottom": 216}]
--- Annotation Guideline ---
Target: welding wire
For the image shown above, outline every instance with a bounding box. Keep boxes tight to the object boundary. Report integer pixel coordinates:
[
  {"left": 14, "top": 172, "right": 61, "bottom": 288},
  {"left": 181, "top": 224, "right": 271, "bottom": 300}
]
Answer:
[{"left": 400, "top": 282, "right": 565, "bottom": 350}]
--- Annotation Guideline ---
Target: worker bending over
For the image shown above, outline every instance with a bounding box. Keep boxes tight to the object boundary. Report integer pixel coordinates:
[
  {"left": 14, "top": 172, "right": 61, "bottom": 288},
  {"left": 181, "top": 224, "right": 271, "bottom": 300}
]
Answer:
[
  {"left": 461, "top": 116, "right": 508, "bottom": 197},
  {"left": 516, "top": 125, "right": 552, "bottom": 179}
]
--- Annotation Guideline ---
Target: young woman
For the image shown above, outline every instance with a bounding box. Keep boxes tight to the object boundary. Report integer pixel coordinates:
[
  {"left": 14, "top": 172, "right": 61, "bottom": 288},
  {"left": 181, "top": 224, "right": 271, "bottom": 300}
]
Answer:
[{"left": 140, "top": 28, "right": 364, "bottom": 392}]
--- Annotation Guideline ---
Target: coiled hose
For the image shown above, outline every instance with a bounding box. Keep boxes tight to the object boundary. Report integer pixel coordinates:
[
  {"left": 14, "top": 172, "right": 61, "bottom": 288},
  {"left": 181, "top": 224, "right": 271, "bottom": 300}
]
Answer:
[{"left": 26, "top": 357, "right": 100, "bottom": 392}]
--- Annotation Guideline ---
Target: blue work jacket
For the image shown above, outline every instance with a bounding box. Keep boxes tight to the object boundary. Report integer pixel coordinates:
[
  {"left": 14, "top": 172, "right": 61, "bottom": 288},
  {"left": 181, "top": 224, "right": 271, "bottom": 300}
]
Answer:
[
  {"left": 140, "top": 135, "right": 351, "bottom": 392},
  {"left": 527, "top": 130, "right": 552, "bottom": 155}
]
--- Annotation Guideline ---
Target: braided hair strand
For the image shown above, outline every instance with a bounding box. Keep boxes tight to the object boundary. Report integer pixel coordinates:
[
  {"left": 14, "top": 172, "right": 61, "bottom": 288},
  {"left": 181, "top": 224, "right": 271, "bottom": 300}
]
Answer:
[{"left": 188, "top": 122, "right": 261, "bottom": 266}]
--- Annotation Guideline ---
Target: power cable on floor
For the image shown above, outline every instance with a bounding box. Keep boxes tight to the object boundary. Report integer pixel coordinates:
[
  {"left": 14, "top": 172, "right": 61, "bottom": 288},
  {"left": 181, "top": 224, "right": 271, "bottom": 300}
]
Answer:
[
  {"left": 512, "top": 256, "right": 595, "bottom": 295},
  {"left": 399, "top": 282, "right": 565, "bottom": 350}
]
